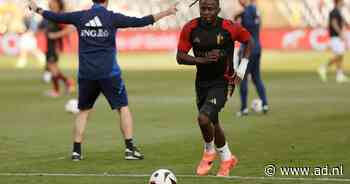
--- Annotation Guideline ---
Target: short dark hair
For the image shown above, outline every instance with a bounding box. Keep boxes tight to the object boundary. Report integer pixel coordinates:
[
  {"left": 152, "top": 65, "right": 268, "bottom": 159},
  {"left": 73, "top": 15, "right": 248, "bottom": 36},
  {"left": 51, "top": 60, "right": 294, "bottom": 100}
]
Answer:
[
  {"left": 52, "top": 0, "right": 65, "bottom": 12},
  {"left": 190, "top": 0, "right": 219, "bottom": 8},
  {"left": 334, "top": 0, "right": 342, "bottom": 5},
  {"left": 92, "top": 0, "right": 106, "bottom": 3}
]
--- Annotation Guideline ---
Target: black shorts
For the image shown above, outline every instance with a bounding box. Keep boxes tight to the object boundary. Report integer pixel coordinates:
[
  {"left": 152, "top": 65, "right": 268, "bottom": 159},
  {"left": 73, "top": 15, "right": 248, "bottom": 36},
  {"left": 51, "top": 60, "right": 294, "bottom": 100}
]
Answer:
[
  {"left": 196, "top": 81, "right": 228, "bottom": 124},
  {"left": 46, "top": 50, "right": 58, "bottom": 63},
  {"left": 78, "top": 75, "right": 128, "bottom": 110}
]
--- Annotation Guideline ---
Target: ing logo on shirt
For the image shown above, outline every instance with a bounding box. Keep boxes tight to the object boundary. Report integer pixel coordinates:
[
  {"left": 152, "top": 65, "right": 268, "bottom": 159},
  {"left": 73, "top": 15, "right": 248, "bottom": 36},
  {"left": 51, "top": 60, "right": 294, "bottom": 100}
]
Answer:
[{"left": 81, "top": 16, "right": 109, "bottom": 38}]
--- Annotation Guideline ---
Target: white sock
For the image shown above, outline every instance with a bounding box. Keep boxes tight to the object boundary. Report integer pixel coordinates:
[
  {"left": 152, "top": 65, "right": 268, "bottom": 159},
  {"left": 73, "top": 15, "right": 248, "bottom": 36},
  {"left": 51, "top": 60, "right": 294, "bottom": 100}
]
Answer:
[
  {"left": 337, "top": 69, "right": 344, "bottom": 77},
  {"left": 216, "top": 143, "right": 232, "bottom": 161},
  {"left": 204, "top": 141, "right": 215, "bottom": 154},
  {"left": 321, "top": 63, "right": 328, "bottom": 69}
]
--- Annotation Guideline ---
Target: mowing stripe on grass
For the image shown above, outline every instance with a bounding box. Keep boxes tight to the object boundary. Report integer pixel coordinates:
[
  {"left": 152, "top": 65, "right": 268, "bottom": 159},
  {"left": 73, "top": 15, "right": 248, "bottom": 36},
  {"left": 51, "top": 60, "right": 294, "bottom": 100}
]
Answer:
[{"left": 0, "top": 173, "right": 349, "bottom": 182}]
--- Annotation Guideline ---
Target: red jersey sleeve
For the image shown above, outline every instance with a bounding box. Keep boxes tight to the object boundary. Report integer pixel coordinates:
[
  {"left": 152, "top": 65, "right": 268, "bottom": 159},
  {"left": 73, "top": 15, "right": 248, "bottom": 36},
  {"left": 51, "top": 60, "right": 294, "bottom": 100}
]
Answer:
[
  {"left": 222, "top": 20, "right": 251, "bottom": 44},
  {"left": 177, "top": 19, "right": 198, "bottom": 53}
]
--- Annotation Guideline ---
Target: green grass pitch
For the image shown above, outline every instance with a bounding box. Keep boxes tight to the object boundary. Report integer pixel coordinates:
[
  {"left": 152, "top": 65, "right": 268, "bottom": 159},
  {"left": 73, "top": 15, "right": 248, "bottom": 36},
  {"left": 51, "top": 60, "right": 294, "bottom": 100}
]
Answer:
[{"left": 0, "top": 51, "right": 349, "bottom": 184}]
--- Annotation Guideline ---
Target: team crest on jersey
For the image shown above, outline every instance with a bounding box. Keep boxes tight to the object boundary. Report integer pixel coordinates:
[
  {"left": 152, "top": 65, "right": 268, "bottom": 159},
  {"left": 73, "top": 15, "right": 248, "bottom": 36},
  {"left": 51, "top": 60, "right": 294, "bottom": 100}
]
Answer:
[{"left": 217, "top": 33, "right": 224, "bottom": 45}]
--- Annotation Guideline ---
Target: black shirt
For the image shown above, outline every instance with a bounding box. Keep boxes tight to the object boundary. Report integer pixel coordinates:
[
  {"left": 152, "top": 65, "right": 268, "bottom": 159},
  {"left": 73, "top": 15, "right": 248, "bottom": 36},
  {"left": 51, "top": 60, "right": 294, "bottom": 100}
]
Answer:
[
  {"left": 178, "top": 17, "right": 250, "bottom": 85},
  {"left": 329, "top": 8, "right": 344, "bottom": 37},
  {"left": 39, "top": 19, "right": 63, "bottom": 54}
]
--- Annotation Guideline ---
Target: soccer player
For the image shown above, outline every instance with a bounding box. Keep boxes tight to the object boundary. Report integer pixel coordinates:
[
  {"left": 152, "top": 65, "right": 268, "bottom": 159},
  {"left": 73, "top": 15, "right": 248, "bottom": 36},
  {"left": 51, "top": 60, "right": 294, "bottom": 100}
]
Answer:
[
  {"left": 318, "top": 0, "right": 348, "bottom": 83},
  {"left": 236, "top": 0, "right": 268, "bottom": 116},
  {"left": 16, "top": 15, "right": 46, "bottom": 69},
  {"left": 27, "top": 0, "right": 177, "bottom": 161},
  {"left": 39, "top": 0, "right": 75, "bottom": 97},
  {"left": 176, "top": 0, "right": 253, "bottom": 176}
]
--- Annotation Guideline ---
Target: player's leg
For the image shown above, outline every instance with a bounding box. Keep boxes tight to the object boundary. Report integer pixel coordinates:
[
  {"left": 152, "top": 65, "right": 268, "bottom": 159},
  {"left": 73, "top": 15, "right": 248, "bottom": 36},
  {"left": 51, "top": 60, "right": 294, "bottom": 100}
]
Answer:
[
  {"left": 46, "top": 53, "right": 61, "bottom": 97},
  {"left": 213, "top": 120, "right": 238, "bottom": 177},
  {"left": 33, "top": 48, "right": 46, "bottom": 67},
  {"left": 196, "top": 86, "right": 216, "bottom": 176},
  {"left": 238, "top": 78, "right": 249, "bottom": 116},
  {"left": 72, "top": 78, "right": 100, "bottom": 161},
  {"left": 251, "top": 53, "right": 269, "bottom": 113},
  {"left": 117, "top": 106, "right": 144, "bottom": 160},
  {"left": 238, "top": 55, "right": 253, "bottom": 117},
  {"left": 100, "top": 76, "right": 144, "bottom": 160},
  {"left": 72, "top": 109, "right": 91, "bottom": 161},
  {"left": 205, "top": 87, "right": 237, "bottom": 177},
  {"left": 16, "top": 50, "right": 28, "bottom": 68},
  {"left": 335, "top": 54, "right": 348, "bottom": 83},
  {"left": 43, "top": 64, "right": 52, "bottom": 83},
  {"left": 50, "top": 53, "right": 75, "bottom": 94},
  {"left": 319, "top": 37, "right": 346, "bottom": 82}
]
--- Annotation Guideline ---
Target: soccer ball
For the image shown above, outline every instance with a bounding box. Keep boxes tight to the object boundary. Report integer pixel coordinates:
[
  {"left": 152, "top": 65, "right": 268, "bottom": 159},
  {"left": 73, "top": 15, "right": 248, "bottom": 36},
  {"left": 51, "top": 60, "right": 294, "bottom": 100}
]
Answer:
[
  {"left": 65, "top": 99, "right": 79, "bottom": 114},
  {"left": 251, "top": 98, "right": 263, "bottom": 112},
  {"left": 149, "top": 169, "right": 177, "bottom": 184}
]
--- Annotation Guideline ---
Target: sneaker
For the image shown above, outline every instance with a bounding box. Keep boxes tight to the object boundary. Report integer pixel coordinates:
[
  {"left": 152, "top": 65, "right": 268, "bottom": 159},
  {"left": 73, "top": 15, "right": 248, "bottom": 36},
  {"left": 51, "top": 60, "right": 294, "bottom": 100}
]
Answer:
[
  {"left": 216, "top": 155, "right": 238, "bottom": 177},
  {"left": 336, "top": 74, "right": 349, "bottom": 83},
  {"left": 196, "top": 151, "right": 216, "bottom": 176},
  {"left": 262, "top": 105, "right": 269, "bottom": 114},
  {"left": 71, "top": 152, "right": 82, "bottom": 161},
  {"left": 236, "top": 108, "right": 249, "bottom": 117},
  {"left": 44, "top": 90, "right": 60, "bottom": 98},
  {"left": 125, "top": 147, "right": 144, "bottom": 160},
  {"left": 318, "top": 66, "right": 327, "bottom": 82}
]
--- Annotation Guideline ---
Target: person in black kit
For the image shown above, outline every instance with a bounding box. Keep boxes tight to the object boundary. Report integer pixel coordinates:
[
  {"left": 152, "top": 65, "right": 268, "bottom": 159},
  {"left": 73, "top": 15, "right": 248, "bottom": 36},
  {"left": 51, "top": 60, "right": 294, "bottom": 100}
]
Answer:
[
  {"left": 40, "top": 0, "right": 75, "bottom": 97},
  {"left": 318, "top": 0, "right": 349, "bottom": 83},
  {"left": 176, "top": 0, "right": 253, "bottom": 177}
]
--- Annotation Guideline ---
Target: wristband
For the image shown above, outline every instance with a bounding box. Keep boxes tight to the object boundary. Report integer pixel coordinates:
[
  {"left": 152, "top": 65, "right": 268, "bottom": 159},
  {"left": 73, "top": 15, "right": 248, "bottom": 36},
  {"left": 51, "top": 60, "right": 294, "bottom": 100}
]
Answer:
[{"left": 237, "top": 58, "right": 249, "bottom": 79}]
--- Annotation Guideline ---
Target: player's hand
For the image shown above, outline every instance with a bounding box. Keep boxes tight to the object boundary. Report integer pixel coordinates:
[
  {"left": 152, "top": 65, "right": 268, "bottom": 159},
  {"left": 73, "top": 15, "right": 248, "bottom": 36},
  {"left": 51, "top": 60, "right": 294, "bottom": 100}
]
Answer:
[
  {"left": 208, "top": 49, "right": 221, "bottom": 59},
  {"left": 27, "top": 0, "right": 38, "bottom": 12},
  {"left": 48, "top": 33, "right": 59, "bottom": 39},
  {"left": 225, "top": 73, "right": 241, "bottom": 86},
  {"left": 166, "top": 2, "right": 179, "bottom": 15},
  {"left": 231, "top": 72, "right": 242, "bottom": 85}
]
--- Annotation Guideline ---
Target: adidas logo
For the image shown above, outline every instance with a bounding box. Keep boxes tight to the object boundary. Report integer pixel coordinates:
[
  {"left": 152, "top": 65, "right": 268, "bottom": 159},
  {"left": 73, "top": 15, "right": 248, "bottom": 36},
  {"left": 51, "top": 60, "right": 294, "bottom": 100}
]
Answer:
[
  {"left": 81, "top": 16, "right": 109, "bottom": 38},
  {"left": 209, "top": 98, "right": 217, "bottom": 105},
  {"left": 194, "top": 37, "right": 201, "bottom": 43},
  {"left": 85, "top": 16, "right": 103, "bottom": 27}
]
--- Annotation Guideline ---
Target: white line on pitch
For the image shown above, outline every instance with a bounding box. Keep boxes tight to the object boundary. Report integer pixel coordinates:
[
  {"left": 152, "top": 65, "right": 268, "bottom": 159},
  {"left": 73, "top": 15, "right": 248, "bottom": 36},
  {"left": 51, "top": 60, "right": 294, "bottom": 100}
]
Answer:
[{"left": 0, "top": 173, "right": 349, "bottom": 182}]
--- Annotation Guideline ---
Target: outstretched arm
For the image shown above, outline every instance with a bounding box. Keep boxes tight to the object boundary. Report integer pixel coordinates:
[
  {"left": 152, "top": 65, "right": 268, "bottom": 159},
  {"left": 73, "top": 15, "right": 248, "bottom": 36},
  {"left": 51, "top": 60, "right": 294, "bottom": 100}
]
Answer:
[
  {"left": 27, "top": 0, "right": 80, "bottom": 25},
  {"left": 114, "top": 3, "right": 177, "bottom": 28},
  {"left": 152, "top": 4, "right": 178, "bottom": 22},
  {"left": 48, "top": 26, "right": 76, "bottom": 39}
]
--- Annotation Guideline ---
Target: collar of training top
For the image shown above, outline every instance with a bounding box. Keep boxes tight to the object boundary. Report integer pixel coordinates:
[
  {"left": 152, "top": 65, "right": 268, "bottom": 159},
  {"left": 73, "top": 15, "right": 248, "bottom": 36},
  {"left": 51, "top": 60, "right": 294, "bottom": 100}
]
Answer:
[{"left": 199, "top": 17, "right": 222, "bottom": 29}]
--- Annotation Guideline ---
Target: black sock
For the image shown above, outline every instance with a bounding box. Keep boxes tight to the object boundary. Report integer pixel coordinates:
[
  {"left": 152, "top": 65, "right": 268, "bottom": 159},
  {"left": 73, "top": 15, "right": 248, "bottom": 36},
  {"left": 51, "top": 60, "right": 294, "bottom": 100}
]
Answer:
[
  {"left": 125, "top": 139, "right": 134, "bottom": 150},
  {"left": 73, "top": 142, "right": 81, "bottom": 155}
]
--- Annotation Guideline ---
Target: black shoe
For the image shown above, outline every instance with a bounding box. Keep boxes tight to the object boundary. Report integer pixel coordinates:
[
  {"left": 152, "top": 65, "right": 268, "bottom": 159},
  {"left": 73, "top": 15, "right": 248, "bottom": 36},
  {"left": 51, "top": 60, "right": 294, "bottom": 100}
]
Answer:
[
  {"left": 71, "top": 152, "right": 82, "bottom": 161},
  {"left": 125, "top": 147, "right": 144, "bottom": 160}
]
